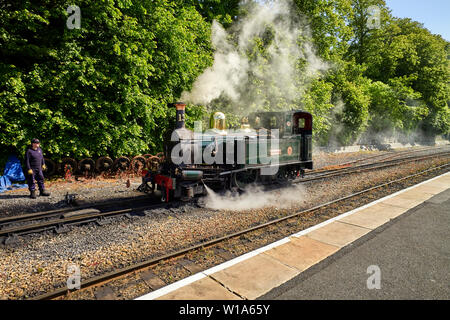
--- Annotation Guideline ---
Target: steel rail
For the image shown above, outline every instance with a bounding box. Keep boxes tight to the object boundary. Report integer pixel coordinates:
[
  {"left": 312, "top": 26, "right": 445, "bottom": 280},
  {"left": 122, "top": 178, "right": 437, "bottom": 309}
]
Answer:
[
  {"left": 4, "top": 150, "right": 449, "bottom": 238},
  {"left": 0, "top": 195, "right": 153, "bottom": 225},
  {"left": 329, "top": 146, "right": 436, "bottom": 166},
  {"left": 308, "top": 145, "right": 447, "bottom": 174},
  {"left": 297, "top": 151, "right": 450, "bottom": 182},
  {"left": 0, "top": 202, "right": 176, "bottom": 238},
  {"left": 33, "top": 162, "right": 450, "bottom": 300}
]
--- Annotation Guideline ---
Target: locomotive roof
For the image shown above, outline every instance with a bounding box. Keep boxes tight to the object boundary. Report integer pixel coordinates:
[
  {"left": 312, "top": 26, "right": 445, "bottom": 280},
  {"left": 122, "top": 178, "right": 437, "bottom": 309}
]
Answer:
[{"left": 249, "top": 110, "right": 312, "bottom": 117}]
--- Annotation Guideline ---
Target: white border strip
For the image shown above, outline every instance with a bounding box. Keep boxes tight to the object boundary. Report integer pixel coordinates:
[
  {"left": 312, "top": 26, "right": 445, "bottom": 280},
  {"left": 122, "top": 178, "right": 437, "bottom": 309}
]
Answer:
[
  {"left": 135, "top": 272, "right": 206, "bottom": 300},
  {"left": 136, "top": 171, "right": 449, "bottom": 300},
  {"left": 135, "top": 237, "right": 292, "bottom": 300},
  {"left": 202, "top": 237, "right": 291, "bottom": 276}
]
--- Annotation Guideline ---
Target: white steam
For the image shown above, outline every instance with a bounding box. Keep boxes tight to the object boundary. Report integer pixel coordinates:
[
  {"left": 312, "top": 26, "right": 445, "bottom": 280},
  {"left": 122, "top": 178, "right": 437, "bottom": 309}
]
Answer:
[
  {"left": 181, "top": 0, "right": 328, "bottom": 113},
  {"left": 181, "top": 21, "right": 249, "bottom": 104},
  {"left": 202, "top": 183, "right": 307, "bottom": 211}
]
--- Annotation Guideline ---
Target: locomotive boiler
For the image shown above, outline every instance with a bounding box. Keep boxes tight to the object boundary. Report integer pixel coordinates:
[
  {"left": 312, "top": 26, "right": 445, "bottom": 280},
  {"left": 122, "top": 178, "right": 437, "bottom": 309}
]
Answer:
[{"left": 139, "top": 102, "right": 313, "bottom": 202}]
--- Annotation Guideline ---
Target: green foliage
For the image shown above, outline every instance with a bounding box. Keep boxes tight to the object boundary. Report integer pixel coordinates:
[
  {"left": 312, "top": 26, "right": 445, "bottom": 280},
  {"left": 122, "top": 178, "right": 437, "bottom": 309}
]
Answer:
[
  {"left": 334, "top": 77, "right": 371, "bottom": 145},
  {"left": 0, "top": 0, "right": 213, "bottom": 158},
  {"left": 294, "top": 0, "right": 354, "bottom": 62},
  {"left": 0, "top": 0, "right": 448, "bottom": 159},
  {"left": 363, "top": 18, "right": 449, "bottom": 135},
  {"left": 297, "top": 0, "right": 449, "bottom": 145},
  {"left": 301, "top": 78, "right": 334, "bottom": 140},
  {"left": 185, "top": 0, "right": 241, "bottom": 28}
]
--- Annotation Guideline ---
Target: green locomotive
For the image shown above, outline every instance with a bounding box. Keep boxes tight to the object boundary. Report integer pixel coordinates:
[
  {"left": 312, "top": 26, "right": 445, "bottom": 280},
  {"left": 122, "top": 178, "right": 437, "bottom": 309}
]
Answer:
[{"left": 141, "top": 102, "right": 313, "bottom": 201}]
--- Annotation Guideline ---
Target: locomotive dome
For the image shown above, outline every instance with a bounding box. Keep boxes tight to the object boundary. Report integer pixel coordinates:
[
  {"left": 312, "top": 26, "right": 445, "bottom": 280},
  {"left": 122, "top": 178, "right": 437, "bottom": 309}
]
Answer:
[{"left": 210, "top": 112, "right": 227, "bottom": 134}]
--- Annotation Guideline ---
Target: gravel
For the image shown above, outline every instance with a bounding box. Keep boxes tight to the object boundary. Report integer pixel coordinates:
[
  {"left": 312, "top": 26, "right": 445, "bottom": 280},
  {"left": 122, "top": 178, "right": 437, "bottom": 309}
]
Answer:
[
  {"left": 312, "top": 145, "right": 442, "bottom": 170},
  {"left": 0, "top": 149, "right": 448, "bottom": 299},
  {"left": 312, "top": 149, "right": 386, "bottom": 169},
  {"left": 0, "top": 177, "right": 144, "bottom": 217}
]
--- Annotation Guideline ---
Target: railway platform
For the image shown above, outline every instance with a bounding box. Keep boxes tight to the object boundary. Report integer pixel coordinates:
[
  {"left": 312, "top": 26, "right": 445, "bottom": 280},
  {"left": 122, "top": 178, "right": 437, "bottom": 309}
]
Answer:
[{"left": 136, "top": 172, "right": 450, "bottom": 300}]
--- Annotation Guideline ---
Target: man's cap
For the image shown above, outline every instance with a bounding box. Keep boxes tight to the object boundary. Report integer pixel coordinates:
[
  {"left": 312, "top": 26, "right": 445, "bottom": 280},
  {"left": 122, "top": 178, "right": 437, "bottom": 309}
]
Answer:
[{"left": 31, "top": 138, "right": 40, "bottom": 144}]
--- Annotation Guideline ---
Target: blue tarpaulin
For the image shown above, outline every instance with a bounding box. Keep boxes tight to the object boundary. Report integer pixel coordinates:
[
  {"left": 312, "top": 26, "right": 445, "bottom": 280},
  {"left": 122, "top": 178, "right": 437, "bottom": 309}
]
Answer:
[
  {"left": 0, "top": 176, "right": 11, "bottom": 193},
  {"left": 0, "top": 155, "right": 28, "bottom": 193},
  {"left": 4, "top": 155, "right": 26, "bottom": 181}
]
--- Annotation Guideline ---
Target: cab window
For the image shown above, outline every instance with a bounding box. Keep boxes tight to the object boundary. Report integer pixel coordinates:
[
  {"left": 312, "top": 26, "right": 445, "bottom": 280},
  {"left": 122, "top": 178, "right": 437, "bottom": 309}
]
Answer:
[
  {"left": 269, "top": 116, "right": 277, "bottom": 129},
  {"left": 298, "top": 118, "right": 305, "bottom": 129}
]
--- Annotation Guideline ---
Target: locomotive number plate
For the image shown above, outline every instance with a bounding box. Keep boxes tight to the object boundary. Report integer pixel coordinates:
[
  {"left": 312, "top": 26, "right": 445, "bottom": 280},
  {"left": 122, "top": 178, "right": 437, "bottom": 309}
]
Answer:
[{"left": 287, "top": 146, "right": 293, "bottom": 155}]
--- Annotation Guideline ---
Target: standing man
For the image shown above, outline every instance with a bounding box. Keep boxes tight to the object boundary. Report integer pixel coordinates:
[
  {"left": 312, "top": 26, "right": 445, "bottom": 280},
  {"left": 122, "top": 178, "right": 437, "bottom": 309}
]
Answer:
[{"left": 25, "top": 138, "right": 51, "bottom": 199}]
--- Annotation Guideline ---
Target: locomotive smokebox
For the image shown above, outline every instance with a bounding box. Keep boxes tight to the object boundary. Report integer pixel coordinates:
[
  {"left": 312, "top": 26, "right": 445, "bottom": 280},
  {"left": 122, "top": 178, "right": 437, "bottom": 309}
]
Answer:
[{"left": 174, "top": 102, "right": 186, "bottom": 129}]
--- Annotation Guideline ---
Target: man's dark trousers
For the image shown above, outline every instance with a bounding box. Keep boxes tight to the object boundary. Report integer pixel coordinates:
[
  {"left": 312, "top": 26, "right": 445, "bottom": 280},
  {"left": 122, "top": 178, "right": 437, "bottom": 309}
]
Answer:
[{"left": 27, "top": 168, "right": 45, "bottom": 192}]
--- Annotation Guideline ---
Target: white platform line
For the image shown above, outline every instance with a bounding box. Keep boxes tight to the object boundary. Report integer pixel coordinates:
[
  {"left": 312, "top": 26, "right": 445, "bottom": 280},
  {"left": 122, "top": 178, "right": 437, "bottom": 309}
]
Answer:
[
  {"left": 136, "top": 170, "right": 449, "bottom": 300},
  {"left": 135, "top": 272, "right": 206, "bottom": 300}
]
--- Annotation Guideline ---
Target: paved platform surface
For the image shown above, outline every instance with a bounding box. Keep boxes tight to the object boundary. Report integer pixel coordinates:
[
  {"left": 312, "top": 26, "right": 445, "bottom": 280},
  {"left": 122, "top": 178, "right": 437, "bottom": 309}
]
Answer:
[
  {"left": 136, "top": 172, "right": 449, "bottom": 300},
  {"left": 261, "top": 187, "right": 450, "bottom": 300}
]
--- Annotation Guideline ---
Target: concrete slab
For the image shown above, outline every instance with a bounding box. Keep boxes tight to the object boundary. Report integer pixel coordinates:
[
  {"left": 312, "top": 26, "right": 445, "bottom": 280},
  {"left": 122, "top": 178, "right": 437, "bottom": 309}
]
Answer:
[
  {"left": 263, "top": 237, "right": 339, "bottom": 272},
  {"left": 339, "top": 203, "right": 407, "bottom": 229},
  {"left": 434, "top": 174, "right": 450, "bottom": 182},
  {"left": 412, "top": 184, "right": 448, "bottom": 195},
  {"left": 425, "top": 180, "right": 449, "bottom": 189},
  {"left": 355, "top": 202, "right": 407, "bottom": 218},
  {"left": 156, "top": 277, "right": 241, "bottom": 300},
  {"left": 398, "top": 188, "right": 435, "bottom": 201},
  {"left": 381, "top": 195, "right": 427, "bottom": 209},
  {"left": 210, "top": 254, "right": 299, "bottom": 300},
  {"left": 305, "top": 221, "right": 371, "bottom": 247}
]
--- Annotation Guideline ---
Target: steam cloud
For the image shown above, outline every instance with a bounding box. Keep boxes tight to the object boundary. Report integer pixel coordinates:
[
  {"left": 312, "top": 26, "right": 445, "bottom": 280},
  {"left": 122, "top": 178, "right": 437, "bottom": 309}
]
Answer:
[
  {"left": 181, "top": 0, "right": 328, "bottom": 114},
  {"left": 202, "top": 183, "right": 307, "bottom": 211}
]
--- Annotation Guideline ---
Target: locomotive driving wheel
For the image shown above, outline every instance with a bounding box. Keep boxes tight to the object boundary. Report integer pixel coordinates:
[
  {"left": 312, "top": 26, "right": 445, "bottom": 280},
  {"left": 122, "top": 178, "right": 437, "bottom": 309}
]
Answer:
[
  {"left": 232, "top": 169, "right": 259, "bottom": 190},
  {"left": 275, "top": 168, "right": 290, "bottom": 184}
]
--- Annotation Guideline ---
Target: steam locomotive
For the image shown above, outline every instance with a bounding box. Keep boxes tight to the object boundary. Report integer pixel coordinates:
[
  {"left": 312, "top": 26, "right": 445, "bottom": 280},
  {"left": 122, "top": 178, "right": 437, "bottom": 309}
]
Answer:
[{"left": 139, "top": 102, "right": 313, "bottom": 201}]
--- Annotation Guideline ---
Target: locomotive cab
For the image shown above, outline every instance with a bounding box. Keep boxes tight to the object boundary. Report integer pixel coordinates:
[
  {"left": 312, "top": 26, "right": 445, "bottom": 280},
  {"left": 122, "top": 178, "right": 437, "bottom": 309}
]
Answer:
[
  {"left": 248, "top": 110, "right": 313, "bottom": 169},
  {"left": 292, "top": 111, "right": 313, "bottom": 165},
  {"left": 292, "top": 111, "right": 312, "bottom": 135}
]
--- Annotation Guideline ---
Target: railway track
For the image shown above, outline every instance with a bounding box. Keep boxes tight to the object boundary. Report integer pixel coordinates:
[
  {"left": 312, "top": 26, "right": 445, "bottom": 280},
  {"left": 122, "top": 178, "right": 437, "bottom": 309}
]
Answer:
[
  {"left": 2, "top": 148, "right": 449, "bottom": 244},
  {"left": 0, "top": 194, "right": 153, "bottom": 224},
  {"left": 32, "top": 159, "right": 450, "bottom": 300},
  {"left": 308, "top": 145, "right": 447, "bottom": 174},
  {"left": 299, "top": 149, "right": 450, "bottom": 182},
  {"left": 0, "top": 198, "right": 179, "bottom": 244}
]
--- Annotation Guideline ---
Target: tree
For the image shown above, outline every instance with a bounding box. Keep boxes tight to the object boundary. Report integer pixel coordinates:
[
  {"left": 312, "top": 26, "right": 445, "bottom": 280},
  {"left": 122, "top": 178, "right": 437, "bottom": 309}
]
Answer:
[
  {"left": 347, "top": 0, "right": 391, "bottom": 64},
  {"left": 187, "top": 0, "right": 241, "bottom": 28},
  {"left": 294, "top": 0, "right": 354, "bottom": 62},
  {"left": 0, "top": 0, "right": 213, "bottom": 158},
  {"left": 363, "top": 18, "right": 450, "bottom": 137}
]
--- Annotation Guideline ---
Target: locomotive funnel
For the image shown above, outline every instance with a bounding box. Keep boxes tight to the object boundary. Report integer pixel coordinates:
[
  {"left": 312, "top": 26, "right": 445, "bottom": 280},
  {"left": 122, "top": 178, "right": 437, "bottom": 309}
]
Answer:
[{"left": 174, "top": 102, "right": 186, "bottom": 129}]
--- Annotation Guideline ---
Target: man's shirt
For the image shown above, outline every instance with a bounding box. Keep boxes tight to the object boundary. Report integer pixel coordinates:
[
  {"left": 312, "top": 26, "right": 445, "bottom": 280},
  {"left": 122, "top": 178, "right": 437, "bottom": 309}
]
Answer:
[{"left": 25, "top": 147, "right": 44, "bottom": 170}]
